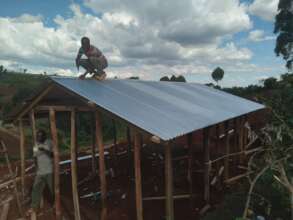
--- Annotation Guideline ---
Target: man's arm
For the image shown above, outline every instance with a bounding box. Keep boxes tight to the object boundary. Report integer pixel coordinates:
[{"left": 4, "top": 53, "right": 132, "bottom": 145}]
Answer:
[
  {"left": 39, "top": 147, "right": 53, "bottom": 158},
  {"left": 75, "top": 48, "right": 83, "bottom": 70}
]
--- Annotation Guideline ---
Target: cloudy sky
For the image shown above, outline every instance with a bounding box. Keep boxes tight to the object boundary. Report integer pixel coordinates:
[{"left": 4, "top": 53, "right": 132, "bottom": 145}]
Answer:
[{"left": 0, "top": 0, "right": 286, "bottom": 87}]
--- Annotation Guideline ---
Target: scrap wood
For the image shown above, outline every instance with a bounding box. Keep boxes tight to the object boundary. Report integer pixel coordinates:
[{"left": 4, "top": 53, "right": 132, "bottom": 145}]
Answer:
[
  {"left": 143, "top": 194, "right": 191, "bottom": 201},
  {"left": 0, "top": 196, "right": 13, "bottom": 207},
  {"left": 0, "top": 201, "right": 10, "bottom": 220},
  {"left": 224, "top": 171, "right": 254, "bottom": 184},
  {"left": 199, "top": 204, "right": 211, "bottom": 216}
]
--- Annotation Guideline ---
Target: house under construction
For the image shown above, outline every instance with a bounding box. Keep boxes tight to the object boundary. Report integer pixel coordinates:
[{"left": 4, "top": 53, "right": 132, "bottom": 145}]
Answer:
[{"left": 11, "top": 77, "right": 265, "bottom": 220}]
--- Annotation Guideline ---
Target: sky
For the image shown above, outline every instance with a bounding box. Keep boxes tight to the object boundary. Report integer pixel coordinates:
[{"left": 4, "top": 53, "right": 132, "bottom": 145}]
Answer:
[{"left": 0, "top": 0, "right": 287, "bottom": 87}]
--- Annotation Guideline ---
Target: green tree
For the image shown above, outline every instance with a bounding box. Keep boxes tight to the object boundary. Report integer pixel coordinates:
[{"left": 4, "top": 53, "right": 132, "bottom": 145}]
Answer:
[
  {"left": 211, "top": 67, "right": 224, "bottom": 86},
  {"left": 128, "top": 76, "right": 139, "bottom": 80},
  {"left": 160, "top": 76, "right": 170, "bottom": 81},
  {"left": 0, "top": 65, "right": 7, "bottom": 74},
  {"left": 274, "top": 0, "right": 293, "bottom": 69},
  {"left": 264, "top": 77, "right": 278, "bottom": 89},
  {"left": 176, "top": 75, "right": 186, "bottom": 82}
]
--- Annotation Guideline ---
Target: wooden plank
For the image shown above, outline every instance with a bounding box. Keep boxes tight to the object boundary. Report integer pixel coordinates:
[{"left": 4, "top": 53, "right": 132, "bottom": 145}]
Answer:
[
  {"left": 224, "top": 121, "right": 230, "bottom": 181},
  {"left": 134, "top": 131, "right": 143, "bottom": 220},
  {"left": 19, "top": 119, "right": 25, "bottom": 198},
  {"left": 0, "top": 202, "right": 10, "bottom": 220},
  {"left": 95, "top": 111, "right": 107, "bottom": 220},
  {"left": 203, "top": 128, "right": 210, "bottom": 203},
  {"left": 30, "top": 110, "right": 37, "bottom": 145},
  {"left": 165, "top": 143, "right": 174, "bottom": 220},
  {"left": 15, "top": 84, "right": 53, "bottom": 122},
  {"left": 49, "top": 108, "right": 62, "bottom": 220},
  {"left": 70, "top": 110, "right": 81, "bottom": 220}
]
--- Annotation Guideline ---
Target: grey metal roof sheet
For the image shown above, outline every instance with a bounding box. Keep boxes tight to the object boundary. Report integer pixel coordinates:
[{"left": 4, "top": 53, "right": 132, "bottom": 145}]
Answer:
[{"left": 51, "top": 77, "right": 265, "bottom": 141}]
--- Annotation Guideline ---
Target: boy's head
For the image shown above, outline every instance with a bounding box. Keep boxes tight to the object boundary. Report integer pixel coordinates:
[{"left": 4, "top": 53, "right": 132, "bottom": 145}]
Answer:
[{"left": 36, "top": 129, "right": 47, "bottom": 143}]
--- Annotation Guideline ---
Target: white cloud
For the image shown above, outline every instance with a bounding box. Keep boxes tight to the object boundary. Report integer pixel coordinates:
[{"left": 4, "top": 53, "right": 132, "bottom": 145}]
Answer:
[
  {"left": 0, "top": 1, "right": 283, "bottom": 87},
  {"left": 249, "top": 0, "right": 278, "bottom": 21},
  {"left": 248, "top": 29, "right": 276, "bottom": 42}
]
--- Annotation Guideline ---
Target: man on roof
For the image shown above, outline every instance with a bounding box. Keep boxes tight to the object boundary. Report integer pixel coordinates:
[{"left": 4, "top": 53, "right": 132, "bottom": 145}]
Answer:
[{"left": 76, "top": 37, "right": 108, "bottom": 80}]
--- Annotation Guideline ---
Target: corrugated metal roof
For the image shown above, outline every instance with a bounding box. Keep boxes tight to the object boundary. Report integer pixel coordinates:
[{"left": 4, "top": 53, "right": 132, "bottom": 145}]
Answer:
[{"left": 51, "top": 77, "right": 265, "bottom": 141}]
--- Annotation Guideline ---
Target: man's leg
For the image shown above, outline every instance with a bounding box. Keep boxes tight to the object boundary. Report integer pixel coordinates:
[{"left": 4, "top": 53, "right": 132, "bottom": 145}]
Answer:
[
  {"left": 45, "top": 173, "right": 54, "bottom": 205},
  {"left": 31, "top": 175, "right": 46, "bottom": 210},
  {"left": 79, "top": 59, "right": 95, "bottom": 73}
]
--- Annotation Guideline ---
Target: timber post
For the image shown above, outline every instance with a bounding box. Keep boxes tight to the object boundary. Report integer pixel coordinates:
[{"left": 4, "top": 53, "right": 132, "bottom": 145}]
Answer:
[
  {"left": 49, "top": 108, "right": 61, "bottom": 220},
  {"left": 203, "top": 127, "right": 210, "bottom": 204},
  {"left": 95, "top": 111, "right": 107, "bottom": 220},
  {"left": 165, "top": 142, "right": 174, "bottom": 220},
  {"left": 134, "top": 131, "right": 143, "bottom": 220},
  {"left": 70, "top": 110, "right": 81, "bottom": 220},
  {"left": 187, "top": 133, "right": 194, "bottom": 210},
  {"left": 30, "top": 110, "right": 37, "bottom": 145},
  {"left": 19, "top": 119, "right": 25, "bottom": 198},
  {"left": 91, "top": 112, "right": 97, "bottom": 175},
  {"left": 224, "top": 121, "right": 230, "bottom": 181}
]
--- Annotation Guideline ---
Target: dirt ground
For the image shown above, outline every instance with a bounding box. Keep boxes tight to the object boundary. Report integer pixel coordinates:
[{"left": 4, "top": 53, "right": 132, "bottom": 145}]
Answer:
[{"left": 0, "top": 145, "right": 228, "bottom": 220}]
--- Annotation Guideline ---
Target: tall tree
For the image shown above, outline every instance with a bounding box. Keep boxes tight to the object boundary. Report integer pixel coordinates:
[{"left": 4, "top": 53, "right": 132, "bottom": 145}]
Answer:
[
  {"left": 211, "top": 67, "right": 224, "bottom": 86},
  {"left": 274, "top": 0, "right": 293, "bottom": 69}
]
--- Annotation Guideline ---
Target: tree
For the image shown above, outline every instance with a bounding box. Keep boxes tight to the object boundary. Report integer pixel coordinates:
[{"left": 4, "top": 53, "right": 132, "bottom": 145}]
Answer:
[
  {"left": 160, "top": 76, "right": 170, "bottom": 81},
  {"left": 264, "top": 77, "right": 278, "bottom": 89},
  {"left": 211, "top": 67, "right": 224, "bottom": 86},
  {"left": 128, "top": 76, "right": 139, "bottom": 80},
  {"left": 176, "top": 75, "right": 186, "bottom": 82},
  {"left": 0, "top": 65, "right": 7, "bottom": 74},
  {"left": 274, "top": 0, "right": 293, "bottom": 70}
]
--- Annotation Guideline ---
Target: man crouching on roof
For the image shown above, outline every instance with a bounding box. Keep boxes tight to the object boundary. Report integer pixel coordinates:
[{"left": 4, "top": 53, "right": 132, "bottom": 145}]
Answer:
[
  {"left": 76, "top": 36, "right": 108, "bottom": 80},
  {"left": 26, "top": 129, "right": 54, "bottom": 216}
]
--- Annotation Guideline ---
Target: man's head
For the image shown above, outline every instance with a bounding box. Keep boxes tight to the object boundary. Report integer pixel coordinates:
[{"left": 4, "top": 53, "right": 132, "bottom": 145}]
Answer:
[
  {"left": 81, "top": 36, "right": 90, "bottom": 51},
  {"left": 36, "top": 129, "right": 47, "bottom": 144}
]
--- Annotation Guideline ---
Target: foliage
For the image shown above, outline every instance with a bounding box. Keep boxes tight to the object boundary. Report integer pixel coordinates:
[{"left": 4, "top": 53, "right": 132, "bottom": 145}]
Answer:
[
  {"left": 263, "top": 77, "right": 279, "bottom": 89},
  {"left": 159, "top": 75, "right": 186, "bottom": 82},
  {"left": 160, "top": 76, "right": 170, "bottom": 81},
  {"left": 274, "top": 0, "right": 293, "bottom": 69},
  {"left": 211, "top": 67, "right": 224, "bottom": 85}
]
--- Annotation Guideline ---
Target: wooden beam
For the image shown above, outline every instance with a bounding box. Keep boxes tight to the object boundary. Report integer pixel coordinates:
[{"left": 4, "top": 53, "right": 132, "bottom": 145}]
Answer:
[
  {"left": 49, "top": 108, "right": 61, "bottom": 220},
  {"left": 19, "top": 119, "right": 25, "bottom": 198},
  {"left": 36, "top": 105, "right": 94, "bottom": 112},
  {"left": 143, "top": 194, "right": 191, "bottom": 201},
  {"left": 187, "top": 133, "right": 194, "bottom": 210},
  {"left": 165, "top": 142, "right": 174, "bottom": 220},
  {"left": 203, "top": 127, "right": 210, "bottom": 203},
  {"left": 134, "top": 131, "right": 143, "bottom": 220},
  {"left": 0, "top": 202, "right": 10, "bottom": 220},
  {"left": 239, "top": 117, "right": 245, "bottom": 164},
  {"left": 70, "top": 110, "right": 81, "bottom": 220},
  {"left": 112, "top": 119, "right": 118, "bottom": 168},
  {"left": 30, "top": 110, "right": 37, "bottom": 145},
  {"left": 15, "top": 84, "right": 53, "bottom": 122},
  {"left": 95, "top": 111, "right": 107, "bottom": 220},
  {"left": 224, "top": 121, "right": 230, "bottom": 181},
  {"left": 127, "top": 127, "right": 132, "bottom": 175},
  {"left": 91, "top": 113, "right": 97, "bottom": 175}
]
